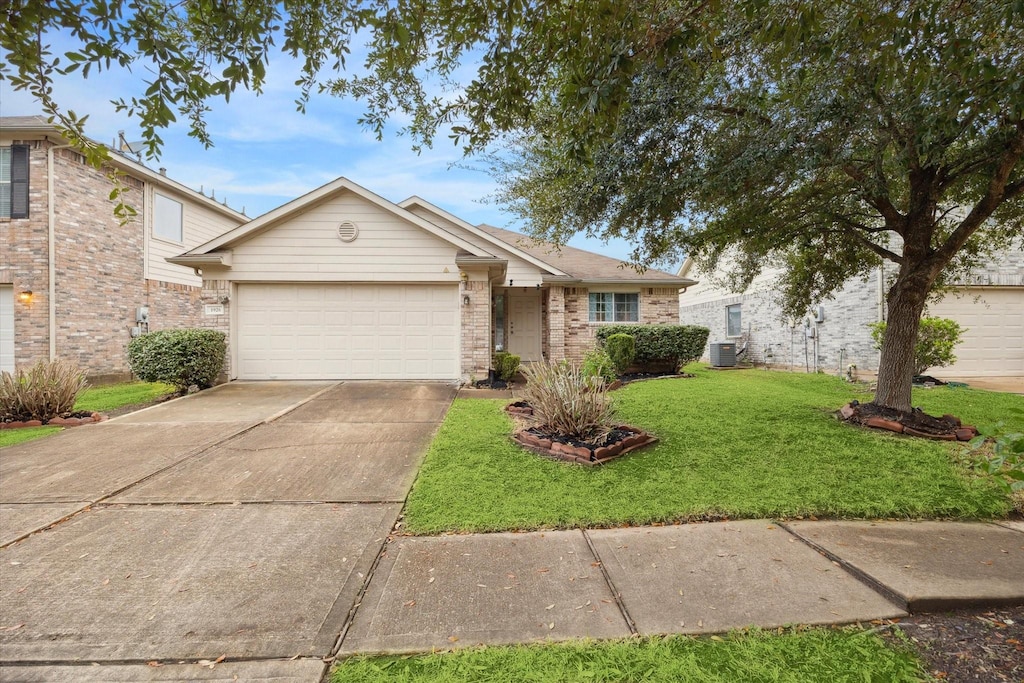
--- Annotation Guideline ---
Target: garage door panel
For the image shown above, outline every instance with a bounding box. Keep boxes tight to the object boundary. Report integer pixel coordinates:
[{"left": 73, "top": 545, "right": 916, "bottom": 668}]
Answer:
[
  {"left": 930, "top": 288, "right": 1024, "bottom": 377},
  {"left": 237, "top": 284, "right": 459, "bottom": 380}
]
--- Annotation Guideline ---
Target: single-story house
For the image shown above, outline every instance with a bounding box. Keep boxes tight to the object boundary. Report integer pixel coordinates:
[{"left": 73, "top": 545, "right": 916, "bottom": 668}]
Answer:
[
  {"left": 677, "top": 246, "right": 1024, "bottom": 378},
  {"left": 170, "top": 177, "right": 693, "bottom": 381},
  {"left": 0, "top": 116, "right": 247, "bottom": 380}
]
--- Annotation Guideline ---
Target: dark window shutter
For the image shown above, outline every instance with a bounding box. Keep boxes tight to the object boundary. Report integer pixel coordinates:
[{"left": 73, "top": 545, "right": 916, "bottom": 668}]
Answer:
[{"left": 10, "top": 144, "right": 30, "bottom": 219}]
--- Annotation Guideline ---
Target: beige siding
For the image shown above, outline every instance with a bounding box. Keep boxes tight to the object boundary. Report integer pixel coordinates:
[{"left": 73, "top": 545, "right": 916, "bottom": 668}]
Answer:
[
  {"left": 227, "top": 191, "right": 462, "bottom": 282},
  {"left": 406, "top": 205, "right": 547, "bottom": 287},
  {"left": 147, "top": 185, "right": 243, "bottom": 286}
]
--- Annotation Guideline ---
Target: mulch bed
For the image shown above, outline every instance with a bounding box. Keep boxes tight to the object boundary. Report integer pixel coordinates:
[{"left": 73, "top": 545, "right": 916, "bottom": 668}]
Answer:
[
  {"left": 513, "top": 424, "right": 657, "bottom": 465},
  {"left": 839, "top": 400, "right": 978, "bottom": 442},
  {"left": 878, "top": 607, "right": 1024, "bottom": 682}
]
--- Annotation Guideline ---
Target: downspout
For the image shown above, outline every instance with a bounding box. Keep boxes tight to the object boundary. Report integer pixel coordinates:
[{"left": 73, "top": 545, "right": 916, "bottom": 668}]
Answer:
[{"left": 47, "top": 142, "right": 73, "bottom": 361}]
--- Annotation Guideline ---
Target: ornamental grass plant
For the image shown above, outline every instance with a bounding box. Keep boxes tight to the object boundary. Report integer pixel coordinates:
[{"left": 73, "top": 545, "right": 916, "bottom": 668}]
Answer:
[
  {"left": 0, "top": 360, "right": 88, "bottom": 422},
  {"left": 520, "top": 360, "right": 616, "bottom": 443}
]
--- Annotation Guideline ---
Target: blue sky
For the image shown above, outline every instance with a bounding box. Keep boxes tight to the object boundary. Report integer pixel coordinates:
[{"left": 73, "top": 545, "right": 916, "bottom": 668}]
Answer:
[{"left": 0, "top": 40, "right": 684, "bottom": 273}]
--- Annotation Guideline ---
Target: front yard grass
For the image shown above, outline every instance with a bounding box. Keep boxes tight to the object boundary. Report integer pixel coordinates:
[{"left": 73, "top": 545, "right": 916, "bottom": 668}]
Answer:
[
  {"left": 403, "top": 368, "right": 1018, "bottom": 533},
  {"left": 333, "top": 629, "right": 925, "bottom": 682},
  {"left": 0, "top": 381, "right": 176, "bottom": 448}
]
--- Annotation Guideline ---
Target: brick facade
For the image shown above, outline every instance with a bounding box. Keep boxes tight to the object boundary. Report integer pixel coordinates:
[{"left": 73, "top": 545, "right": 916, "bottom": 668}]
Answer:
[
  {"left": 1, "top": 139, "right": 206, "bottom": 380},
  {"left": 545, "top": 286, "right": 681, "bottom": 363},
  {"left": 460, "top": 277, "right": 492, "bottom": 380}
]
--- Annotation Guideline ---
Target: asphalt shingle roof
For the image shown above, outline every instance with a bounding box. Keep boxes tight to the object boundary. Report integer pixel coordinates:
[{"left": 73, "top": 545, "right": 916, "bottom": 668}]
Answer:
[{"left": 478, "top": 224, "right": 692, "bottom": 284}]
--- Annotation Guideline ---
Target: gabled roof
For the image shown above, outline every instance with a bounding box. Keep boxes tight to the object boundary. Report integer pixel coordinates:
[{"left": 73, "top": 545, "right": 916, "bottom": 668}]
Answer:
[
  {"left": 0, "top": 115, "right": 246, "bottom": 222},
  {"left": 180, "top": 177, "right": 489, "bottom": 257},
  {"left": 398, "top": 196, "right": 569, "bottom": 278},
  {"left": 478, "top": 224, "right": 696, "bottom": 286}
]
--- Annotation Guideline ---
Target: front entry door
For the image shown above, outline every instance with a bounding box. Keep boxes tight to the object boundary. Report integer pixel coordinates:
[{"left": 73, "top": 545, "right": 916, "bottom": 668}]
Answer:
[{"left": 508, "top": 294, "right": 542, "bottom": 361}]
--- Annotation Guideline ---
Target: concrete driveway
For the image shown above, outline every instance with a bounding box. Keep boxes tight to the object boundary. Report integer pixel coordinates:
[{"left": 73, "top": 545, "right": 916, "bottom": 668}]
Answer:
[{"left": 0, "top": 381, "right": 455, "bottom": 682}]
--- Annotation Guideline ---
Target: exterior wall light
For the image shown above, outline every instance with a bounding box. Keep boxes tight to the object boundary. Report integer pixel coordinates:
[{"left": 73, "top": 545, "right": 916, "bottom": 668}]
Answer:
[{"left": 18, "top": 290, "right": 33, "bottom": 303}]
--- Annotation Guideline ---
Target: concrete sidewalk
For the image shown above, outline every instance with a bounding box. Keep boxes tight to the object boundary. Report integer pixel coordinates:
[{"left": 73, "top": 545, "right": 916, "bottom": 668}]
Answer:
[{"left": 340, "top": 519, "right": 1024, "bottom": 656}]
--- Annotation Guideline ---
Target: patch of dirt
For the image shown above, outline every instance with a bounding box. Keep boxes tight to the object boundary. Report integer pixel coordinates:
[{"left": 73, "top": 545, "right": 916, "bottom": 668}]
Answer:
[{"left": 878, "top": 607, "right": 1024, "bottom": 682}]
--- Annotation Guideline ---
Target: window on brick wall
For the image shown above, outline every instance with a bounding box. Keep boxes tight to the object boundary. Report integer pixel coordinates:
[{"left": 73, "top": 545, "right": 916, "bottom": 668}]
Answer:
[
  {"left": 726, "top": 303, "right": 742, "bottom": 337},
  {"left": 154, "top": 192, "right": 183, "bottom": 242},
  {"left": 589, "top": 292, "right": 639, "bottom": 322},
  {"left": 0, "top": 145, "right": 30, "bottom": 219}
]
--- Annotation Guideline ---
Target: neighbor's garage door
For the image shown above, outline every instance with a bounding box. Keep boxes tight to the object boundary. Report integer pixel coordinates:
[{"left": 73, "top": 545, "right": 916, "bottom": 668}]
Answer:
[
  {"left": 0, "top": 285, "right": 14, "bottom": 374},
  {"left": 929, "top": 287, "right": 1024, "bottom": 377},
  {"left": 236, "top": 284, "right": 459, "bottom": 380}
]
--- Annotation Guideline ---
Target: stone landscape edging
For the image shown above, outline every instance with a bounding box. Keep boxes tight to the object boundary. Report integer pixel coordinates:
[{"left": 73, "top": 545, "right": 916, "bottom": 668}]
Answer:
[
  {"left": 0, "top": 412, "right": 107, "bottom": 430},
  {"left": 512, "top": 425, "right": 658, "bottom": 466}
]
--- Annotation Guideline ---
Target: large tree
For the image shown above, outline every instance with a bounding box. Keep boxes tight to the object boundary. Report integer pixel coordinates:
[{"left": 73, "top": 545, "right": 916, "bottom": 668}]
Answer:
[{"left": 3, "top": 0, "right": 1022, "bottom": 413}]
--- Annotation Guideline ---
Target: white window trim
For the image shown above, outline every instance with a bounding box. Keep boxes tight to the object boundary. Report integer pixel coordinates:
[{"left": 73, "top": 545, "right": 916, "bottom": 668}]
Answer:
[
  {"left": 152, "top": 191, "right": 184, "bottom": 245},
  {"left": 588, "top": 291, "right": 641, "bottom": 324}
]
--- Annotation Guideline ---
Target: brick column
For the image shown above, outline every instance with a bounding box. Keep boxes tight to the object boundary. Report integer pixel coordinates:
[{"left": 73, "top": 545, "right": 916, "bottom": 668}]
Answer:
[
  {"left": 200, "top": 279, "right": 231, "bottom": 378},
  {"left": 459, "top": 276, "right": 491, "bottom": 381},
  {"left": 547, "top": 285, "right": 565, "bottom": 361}
]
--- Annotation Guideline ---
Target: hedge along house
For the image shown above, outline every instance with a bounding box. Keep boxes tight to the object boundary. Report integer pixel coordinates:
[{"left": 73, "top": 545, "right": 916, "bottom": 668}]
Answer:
[
  {"left": 169, "top": 177, "right": 694, "bottom": 381},
  {"left": 0, "top": 116, "right": 247, "bottom": 380}
]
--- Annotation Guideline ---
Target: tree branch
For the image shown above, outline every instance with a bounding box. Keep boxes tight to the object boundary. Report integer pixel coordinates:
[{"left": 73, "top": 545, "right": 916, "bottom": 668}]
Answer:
[
  {"left": 841, "top": 163, "right": 905, "bottom": 227},
  {"left": 838, "top": 225, "right": 904, "bottom": 264},
  {"left": 932, "top": 124, "right": 1024, "bottom": 267}
]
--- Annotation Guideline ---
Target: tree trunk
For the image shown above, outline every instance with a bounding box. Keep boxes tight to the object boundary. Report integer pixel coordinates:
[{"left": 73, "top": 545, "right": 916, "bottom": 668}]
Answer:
[{"left": 873, "top": 279, "right": 929, "bottom": 412}]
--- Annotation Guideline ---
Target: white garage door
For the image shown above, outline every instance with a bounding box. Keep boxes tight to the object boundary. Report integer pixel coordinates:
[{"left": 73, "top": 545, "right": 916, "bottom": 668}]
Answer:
[
  {"left": 929, "top": 287, "right": 1024, "bottom": 377},
  {"left": 0, "top": 285, "right": 14, "bottom": 374},
  {"left": 236, "top": 284, "right": 459, "bottom": 380}
]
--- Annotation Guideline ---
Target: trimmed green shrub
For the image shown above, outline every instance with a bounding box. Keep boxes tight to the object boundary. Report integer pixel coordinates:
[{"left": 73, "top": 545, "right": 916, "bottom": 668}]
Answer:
[
  {"left": 127, "top": 329, "right": 226, "bottom": 390},
  {"left": 581, "top": 347, "right": 617, "bottom": 384},
  {"left": 595, "top": 325, "right": 710, "bottom": 371},
  {"left": 868, "top": 317, "right": 965, "bottom": 375},
  {"left": 493, "top": 351, "right": 522, "bottom": 382},
  {"left": 604, "top": 333, "right": 636, "bottom": 374},
  {"left": 1, "top": 360, "right": 88, "bottom": 421},
  {"left": 520, "top": 360, "right": 615, "bottom": 442}
]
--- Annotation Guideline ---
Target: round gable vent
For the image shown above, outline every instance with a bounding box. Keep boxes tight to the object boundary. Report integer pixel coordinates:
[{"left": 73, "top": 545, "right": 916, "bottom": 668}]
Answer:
[{"left": 337, "top": 221, "right": 359, "bottom": 242}]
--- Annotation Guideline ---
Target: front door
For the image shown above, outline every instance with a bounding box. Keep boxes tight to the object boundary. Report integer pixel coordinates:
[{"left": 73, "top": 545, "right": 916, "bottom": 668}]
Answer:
[{"left": 507, "top": 294, "right": 542, "bottom": 361}]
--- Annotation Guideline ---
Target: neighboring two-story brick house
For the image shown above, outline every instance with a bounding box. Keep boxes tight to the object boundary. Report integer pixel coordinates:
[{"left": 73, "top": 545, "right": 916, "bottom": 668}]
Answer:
[{"left": 0, "top": 116, "right": 247, "bottom": 380}]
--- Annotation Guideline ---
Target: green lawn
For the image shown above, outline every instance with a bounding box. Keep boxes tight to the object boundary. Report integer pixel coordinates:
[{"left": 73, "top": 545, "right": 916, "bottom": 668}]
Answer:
[
  {"left": 333, "top": 629, "right": 925, "bottom": 682},
  {"left": 0, "top": 381, "right": 175, "bottom": 448},
  {"left": 72, "top": 381, "right": 176, "bottom": 414},
  {"left": 403, "top": 368, "right": 1020, "bottom": 533}
]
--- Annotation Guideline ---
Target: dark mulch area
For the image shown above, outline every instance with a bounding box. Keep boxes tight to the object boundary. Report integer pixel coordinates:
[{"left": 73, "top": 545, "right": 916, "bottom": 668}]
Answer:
[
  {"left": 879, "top": 607, "right": 1024, "bottom": 682},
  {"left": 844, "top": 400, "right": 965, "bottom": 437},
  {"left": 522, "top": 426, "right": 634, "bottom": 451},
  {"left": 619, "top": 370, "right": 695, "bottom": 383},
  {"left": 473, "top": 378, "right": 509, "bottom": 389}
]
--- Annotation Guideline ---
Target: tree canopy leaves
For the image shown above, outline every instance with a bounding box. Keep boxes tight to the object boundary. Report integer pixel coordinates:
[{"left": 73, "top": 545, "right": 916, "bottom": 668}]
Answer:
[{"left": 4, "top": 0, "right": 1022, "bottom": 411}]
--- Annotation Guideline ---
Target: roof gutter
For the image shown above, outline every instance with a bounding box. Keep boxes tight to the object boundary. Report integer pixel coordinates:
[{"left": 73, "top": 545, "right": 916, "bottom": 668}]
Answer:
[
  {"left": 540, "top": 275, "right": 698, "bottom": 287},
  {"left": 166, "top": 251, "right": 233, "bottom": 268}
]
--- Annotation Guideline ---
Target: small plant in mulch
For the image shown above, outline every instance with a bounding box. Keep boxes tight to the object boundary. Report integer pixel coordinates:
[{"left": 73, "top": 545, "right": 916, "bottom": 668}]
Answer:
[
  {"left": 838, "top": 399, "right": 978, "bottom": 442},
  {"left": 511, "top": 360, "right": 656, "bottom": 465}
]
